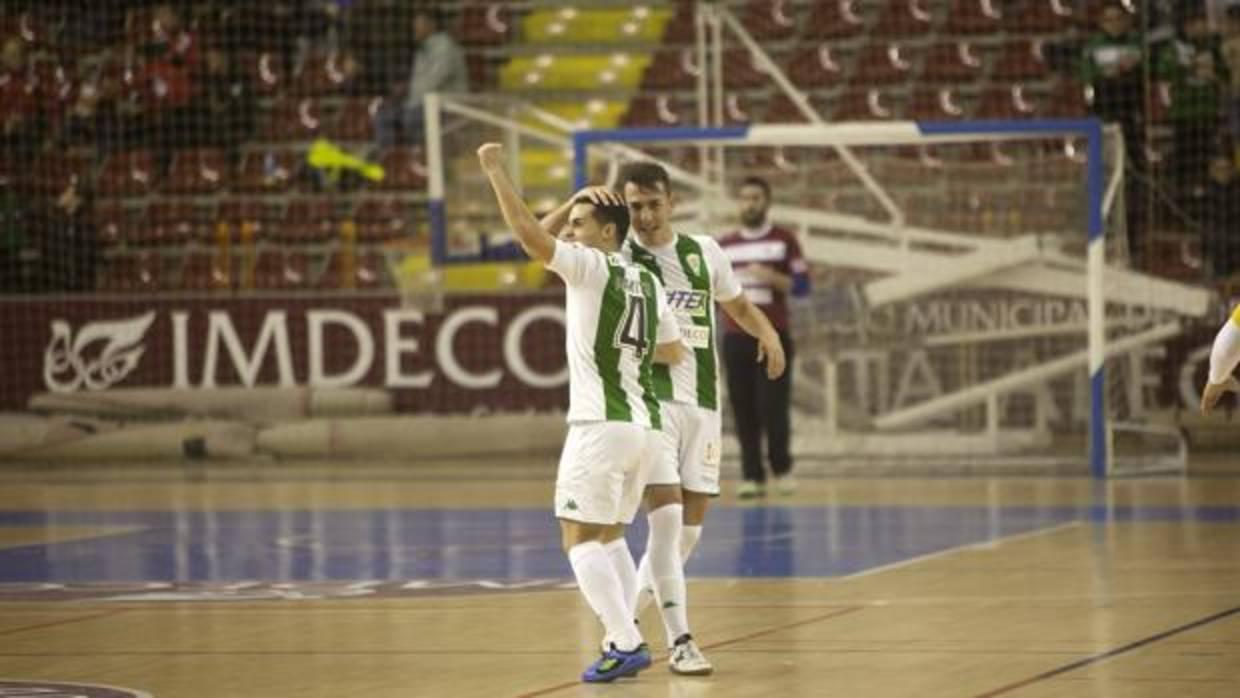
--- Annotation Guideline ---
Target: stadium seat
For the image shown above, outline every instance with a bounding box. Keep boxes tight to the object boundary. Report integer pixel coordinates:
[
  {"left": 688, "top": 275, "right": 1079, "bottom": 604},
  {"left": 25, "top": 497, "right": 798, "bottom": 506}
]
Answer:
[
  {"left": 831, "top": 89, "right": 897, "bottom": 121},
  {"left": 853, "top": 43, "right": 917, "bottom": 85},
  {"left": 786, "top": 45, "right": 849, "bottom": 90},
  {"left": 330, "top": 97, "right": 379, "bottom": 142},
  {"left": 277, "top": 198, "right": 338, "bottom": 243},
  {"left": 375, "top": 147, "right": 427, "bottom": 192},
  {"left": 1022, "top": 0, "right": 1076, "bottom": 33},
  {"left": 872, "top": 0, "right": 934, "bottom": 37},
  {"left": 354, "top": 197, "right": 415, "bottom": 243},
  {"left": 660, "top": 2, "right": 697, "bottom": 45},
  {"left": 765, "top": 92, "right": 817, "bottom": 123},
  {"left": 291, "top": 50, "right": 359, "bottom": 97},
  {"left": 975, "top": 84, "right": 1040, "bottom": 119},
  {"left": 98, "top": 250, "right": 162, "bottom": 292},
  {"left": 642, "top": 48, "right": 698, "bottom": 91},
  {"left": 216, "top": 198, "right": 277, "bottom": 240},
  {"left": 722, "top": 49, "right": 768, "bottom": 90},
  {"left": 723, "top": 93, "right": 758, "bottom": 125},
  {"left": 180, "top": 250, "right": 232, "bottom": 291},
  {"left": 162, "top": 149, "right": 229, "bottom": 195},
  {"left": 740, "top": 0, "right": 798, "bottom": 41},
  {"left": 803, "top": 0, "right": 866, "bottom": 41},
  {"left": 96, "top": 151, "right": 154, "bottom": 198},
  {"left": 992, "top": 40, "right": 1049, "bottom": 82},
  {"left": 143, "top": 201, "right": 203, "bottom": 245},
  {"left": 92, "top": 201, "right": 131, "bottom": 247},
  {"left": 622, "top": 95, "right": 690, "bottom": 127},
  {"left": 251, "top": 247, "right": 312, "bottom": 289},
  {"left": 921, "top": 42, "right": 984, "bottom": 84},
  {"left": 457, "top": 3, "right": 513, "bottom": 46},
  {"left": 249, "top": 51, "right": 287, "bottom": 98},
  {"left": 944, "top": 0, "right": 1002, "bottom": 35},
  {"left": 319, "top": 246, "right": 389, "bottom": 289},
  {"left": 261, "top": 98, "right": 328, "bottom": 142},
  {"left": 905, "top": 88, "right": 966, "bottom": 120},
  {"left": 1045, "top": 78, "right": 1089, "bottom": 118},
  {"left": 235, "top": 148, "right": 298, "bottom": 193},
  {"left": 29, "top": 153, "right": 91, "bottom": 197}
]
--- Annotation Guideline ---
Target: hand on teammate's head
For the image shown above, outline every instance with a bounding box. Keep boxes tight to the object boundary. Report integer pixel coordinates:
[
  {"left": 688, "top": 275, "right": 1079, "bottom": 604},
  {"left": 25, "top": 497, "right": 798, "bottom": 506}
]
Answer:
[{"left": 578, "top": 186, "right": 624, "bottom": 209}]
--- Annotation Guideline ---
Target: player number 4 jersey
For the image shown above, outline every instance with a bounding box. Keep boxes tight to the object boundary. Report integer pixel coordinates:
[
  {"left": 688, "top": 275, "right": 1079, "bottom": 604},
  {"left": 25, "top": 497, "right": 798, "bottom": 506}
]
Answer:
[
  {"left": 624, "top": 233, "right": 743, "bottom": 412},
  {"left": 547, "top": 240, "right": 681, "bottom": 429}
]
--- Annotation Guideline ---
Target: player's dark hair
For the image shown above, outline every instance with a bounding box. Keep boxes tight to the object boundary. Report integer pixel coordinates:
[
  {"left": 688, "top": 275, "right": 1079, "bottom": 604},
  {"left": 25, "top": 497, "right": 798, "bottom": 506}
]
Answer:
[
  {"left": 413, "top": 4, "right": 446, "bottom": 29},
  {"left": 618, "top": 161, "right": 672, "bottom": 196},
  {"left": 739, "top": 176, "right": 771, "bottom": 200},
  {"left": 575, "top": 196, "right": 630, "bottom": 247}
]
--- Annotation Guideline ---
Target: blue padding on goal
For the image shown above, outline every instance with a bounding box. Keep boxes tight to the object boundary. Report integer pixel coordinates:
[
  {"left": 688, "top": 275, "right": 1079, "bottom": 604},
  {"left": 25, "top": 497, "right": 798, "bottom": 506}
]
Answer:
[{"left": 916, "top": 118, "right": 1099, "bottom": 136}]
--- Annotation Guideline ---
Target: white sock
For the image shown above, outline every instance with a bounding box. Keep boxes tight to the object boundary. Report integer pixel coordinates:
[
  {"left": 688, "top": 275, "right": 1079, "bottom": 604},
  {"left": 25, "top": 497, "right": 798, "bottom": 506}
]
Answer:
[
  {"left": 681, "top": 524, "right": 702, "bottom": 562},
  {"left": 569, "top": 541, "right": 643, "bottom": 651},
  {"left": 644, "top": 504, "right": 690, "bottom": 646},
  {"left": 604, "top": 538, "right": 639, "bottom": 619}
]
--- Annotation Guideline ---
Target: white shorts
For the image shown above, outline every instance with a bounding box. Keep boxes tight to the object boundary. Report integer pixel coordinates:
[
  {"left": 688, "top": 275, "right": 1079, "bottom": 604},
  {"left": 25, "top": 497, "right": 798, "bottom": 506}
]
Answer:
[
  {"left": 555, "top": 421, "right": 658, "bottom": 525},
  {"left": 647, "top": 402, "right": 722, "bottom": 496}
]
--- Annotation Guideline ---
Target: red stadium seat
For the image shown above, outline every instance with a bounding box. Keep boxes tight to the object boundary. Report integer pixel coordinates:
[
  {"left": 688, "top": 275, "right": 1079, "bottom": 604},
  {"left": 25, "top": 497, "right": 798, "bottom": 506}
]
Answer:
[
  {"left": 319, "top": 247, "right": 389, "bottom": 289},
  {"left": 787, "top": 45, "right": 849, "bottom": 90},
  {"left": 354, "top": 197, "right": 415, "bottom": 243},
  {"left": 921, "top": 42, "right": 984, "bottom": 84},
  {"left": 1045, "top": 78, "right": 1089, "bottom": 118},
  {"left": 248, "top": 51, "right": 287, "bottom": 98},
  {"left": 723, "top": 93, "right": 759, "bottom": 125},
  {"left": 330, "top": 97, "right": 380, "bottom": 142},
  {"left": 260, "top": 98, "right": 328, "bottom": 143},
  {"left": 180, "top": 250, "right": 232, "bottom": 291},
  {"left": 162, "top": 149, "right": 229, "bottom": 195},
  {"left": 98, "top": 250, "right": 162, "bottom": 292},
  {"left": 277, "top": 198, "right": 338, "bottom": 243},
  {"left": 853, "top": 43, "right": 917, "bottom": 85},
  {"left": 643, "top": 48, "right": 698, "bottom": 91},
  {"left": 1010, "top": 0, "right": 1075, "bottom": 33},
  {"left": 234, "top": 148, "right": 298, "bottom": 193},
  {"left": 457, "top": 3, "right": 513, "bottom": 46},
  {"left": 872, "top": 0, "right": 934, "bottom": 37},
  {"left": 291, "top": 50, "right": 359, "bottom": 97},
  {"left": 765, "top": 93, "right": 817, "bottom": 123},
  {"left": 831, "top": 89, "right": 897, "bottom": 121},
  {"left": 251, "top": 247, "right": 312, "bottom": 289},
  {"left": 375, "top": 147, "right": 427, "bottom": 192},
  {"left": 944, "top": 0, "right": 1003, "bottom": 35},
  {"left": 975, "top": 84, "right": 1040, "bottom": 119},
  {"left": 96, "top": 151, "right": 154, "bottom": 198},
  {"left": 803, "top": 0, "right": 866, "bottom": 41},
  {"left": 905, "top": 88, "right": 967, "bottom": 120},
  {"left": 216, "top": 198, "right": 276, "bottom": 240},
  {"left": 142, "top": 201, "right": 203, "bottom": 245},
  {"left": 992, "top": 40, "right": 1049, "bottom": 82},
  {"left": 660, "top": 2, "right": 697, "bottom": 45},
  {"left": 722, "top": 49, "right": 768, "bottom": 90},
  {"left": 740, "top": 0, "right": 798, "bottom": 41},
  {"left": 92, "top": 201, "right": 132, "bottom": 247},
  {"left": 622, "top": 95, "right": 691, "bottom": 127}
]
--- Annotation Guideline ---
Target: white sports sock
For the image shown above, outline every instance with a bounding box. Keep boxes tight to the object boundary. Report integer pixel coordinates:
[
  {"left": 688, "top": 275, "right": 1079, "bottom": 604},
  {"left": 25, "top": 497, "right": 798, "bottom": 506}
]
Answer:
[
  {"left": 645, "top": 503, "right": 690, "bottom": 646},
  {"left": 681, "top": 524, "right": 702, "bottom": 562},
  {"left": 604, "top": 538, "right": 639, "bottom": 619},
  {"left": 569, "top": 541, "right": 642, "bottom": 651}
]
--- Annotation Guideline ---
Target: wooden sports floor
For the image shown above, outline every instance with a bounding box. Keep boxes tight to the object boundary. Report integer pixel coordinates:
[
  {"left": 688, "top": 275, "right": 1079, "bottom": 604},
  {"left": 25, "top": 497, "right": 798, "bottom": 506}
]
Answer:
[{"left": 1, "top": 455, "right": 1238, "bottom": 698}]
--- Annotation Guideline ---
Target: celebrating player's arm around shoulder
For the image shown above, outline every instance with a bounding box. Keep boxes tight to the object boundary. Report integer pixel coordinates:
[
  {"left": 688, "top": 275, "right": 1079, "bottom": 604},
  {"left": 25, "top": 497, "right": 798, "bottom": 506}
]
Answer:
[{"left": 1201, "top": 306, "right": 1240, "bottom": 415}]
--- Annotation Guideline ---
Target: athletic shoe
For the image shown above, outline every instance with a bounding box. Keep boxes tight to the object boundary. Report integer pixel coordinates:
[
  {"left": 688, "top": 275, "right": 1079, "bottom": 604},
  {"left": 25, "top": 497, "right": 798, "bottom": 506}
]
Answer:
[
  {"left": 669, "top": 635, "right": 714, "bottom": 676},
  {"left": 582, "top": 643, "right": 652, "bottom": 683},
  {"left": 736, "top": 481, "right": 765, "bottom": 500},
  {"left": 774, "top": 475, "right": 797, "bottom": 496}
]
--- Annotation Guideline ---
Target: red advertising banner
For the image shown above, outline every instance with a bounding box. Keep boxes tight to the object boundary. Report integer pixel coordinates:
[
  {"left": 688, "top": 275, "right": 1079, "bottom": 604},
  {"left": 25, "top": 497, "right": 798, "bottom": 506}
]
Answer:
[{"left": 0, "top": 293, "right": 569, "bottom": 414}]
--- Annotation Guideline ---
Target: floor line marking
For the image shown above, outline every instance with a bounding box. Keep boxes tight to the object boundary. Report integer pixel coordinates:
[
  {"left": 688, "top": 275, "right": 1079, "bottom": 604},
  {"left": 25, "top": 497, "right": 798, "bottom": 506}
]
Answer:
[
  {"left": 511, "top": 605, "right": 865, "bottom": 698},
  {"left": 974, "top": 604, "right": 1240, "bottom": 697},
  {"left": 840, "top": 521, "right": 1082, "bottom": 580},
  {"left": 0, "top": 609, "right": 129, "bottom": 637}
]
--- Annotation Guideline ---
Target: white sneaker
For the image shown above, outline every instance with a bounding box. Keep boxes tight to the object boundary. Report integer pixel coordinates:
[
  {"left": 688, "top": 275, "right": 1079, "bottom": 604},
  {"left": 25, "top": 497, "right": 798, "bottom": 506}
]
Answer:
[
  {"left": 774, "top": 475, "right": 797, "bottom": 496},
  {"left": 669, "top": 637, "right": 714, "bottom": 676},
  {"left": 736, "top": 481, "right": 765, "bottom": 500}
]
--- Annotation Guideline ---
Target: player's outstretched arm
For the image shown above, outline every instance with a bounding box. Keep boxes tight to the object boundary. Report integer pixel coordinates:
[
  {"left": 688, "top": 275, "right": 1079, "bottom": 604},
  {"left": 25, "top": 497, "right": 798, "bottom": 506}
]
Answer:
[
  {"left": 477, "top": 143, "right": 555, "bottom": 264},
  {"left": 719, "top": 295, "right": 786, "bottom": 380},
  {"left": 540, "top": 186, "right": 626, "bottom": 237},
  {"left": 1201, "top": 313, "right": 1240, "bottom": 414}
]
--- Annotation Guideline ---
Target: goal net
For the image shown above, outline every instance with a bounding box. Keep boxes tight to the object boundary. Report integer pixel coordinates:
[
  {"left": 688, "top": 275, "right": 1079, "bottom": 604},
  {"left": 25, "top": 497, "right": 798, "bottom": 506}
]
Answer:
[{"left": 569, "top": 120, "right": 1208, "bottom": 475}]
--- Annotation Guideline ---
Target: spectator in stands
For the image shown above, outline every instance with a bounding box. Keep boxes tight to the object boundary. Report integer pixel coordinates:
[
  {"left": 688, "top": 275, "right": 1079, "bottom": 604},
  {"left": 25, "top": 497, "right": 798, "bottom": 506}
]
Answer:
[
  {"left": 35, "top": 179, "right": 96, "bottom": 293},
  {"left": 372, "top": 6, "right": 467, "bottom": 151},
  {"left": 1204, "top": 150, "right": 1240, "bottom": 278},
  {"left": 58, "top": 80, "right": 122, "bottom": 151},
  {"left": 1159, "top": 7, "right": 1229, "bottom": 198},
  {"left": 1222, "top": 7, "right": 1240, "bottom": 152},
  {"left": 0, "top": 178, "right": 28, "bottom": 293},
  {"left": 193, "top": 48, "right": 254, "bottom": 154},
  {"left": 1079, "top": 4, "right": 1146, "bottom": 147},
  {"left": 138, "top": 4, "right": 200, "bottom": 166},
  {"left": 0, "top": 37, "right": 40, "bottom": 166}
]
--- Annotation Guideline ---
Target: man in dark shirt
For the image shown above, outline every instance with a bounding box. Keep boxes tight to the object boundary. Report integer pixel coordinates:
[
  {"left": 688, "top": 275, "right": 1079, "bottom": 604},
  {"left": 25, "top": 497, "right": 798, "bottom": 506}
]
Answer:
[{"left": 718, "top": 177, "right": 809, "bottom": 498}]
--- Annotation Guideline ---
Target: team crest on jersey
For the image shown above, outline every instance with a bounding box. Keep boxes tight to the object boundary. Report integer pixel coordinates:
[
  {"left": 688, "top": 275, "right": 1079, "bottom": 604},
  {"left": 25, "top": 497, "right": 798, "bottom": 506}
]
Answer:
[{"left": 685, "top": 253, "right": 702, "bottom": 276}]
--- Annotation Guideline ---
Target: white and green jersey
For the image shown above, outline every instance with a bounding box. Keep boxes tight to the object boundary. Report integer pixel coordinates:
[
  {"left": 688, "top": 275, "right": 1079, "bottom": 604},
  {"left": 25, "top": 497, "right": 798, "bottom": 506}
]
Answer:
[
  {"left": 624, "top": 233, "right": 743, "bottom": 412},
  {"left": 547, "top": 239, "right": 681, "bottom": 429}
]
